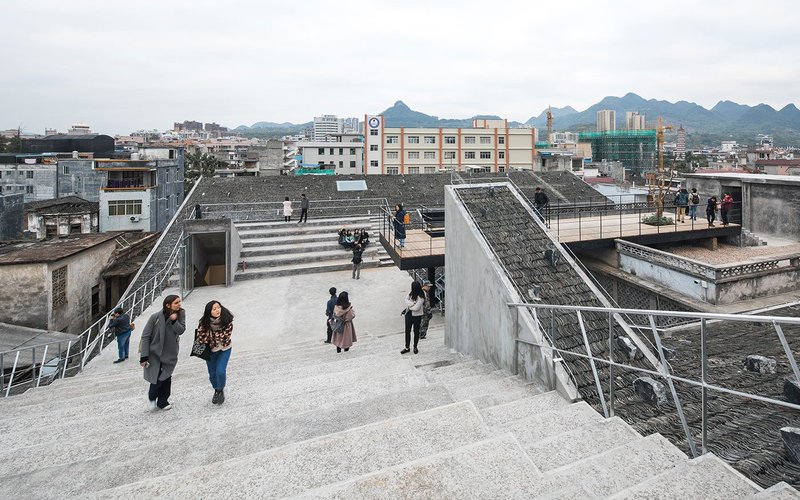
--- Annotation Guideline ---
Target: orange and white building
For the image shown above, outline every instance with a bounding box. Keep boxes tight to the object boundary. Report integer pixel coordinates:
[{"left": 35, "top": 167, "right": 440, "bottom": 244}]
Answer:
[{"left": 363, "top": 116, "right": 538, "bottom": 175}]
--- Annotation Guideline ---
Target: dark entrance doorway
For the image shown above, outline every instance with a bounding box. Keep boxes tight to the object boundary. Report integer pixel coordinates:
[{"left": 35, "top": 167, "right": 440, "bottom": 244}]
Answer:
[{"left": 721, "top": 185, "right": 743, "bottom": 225}]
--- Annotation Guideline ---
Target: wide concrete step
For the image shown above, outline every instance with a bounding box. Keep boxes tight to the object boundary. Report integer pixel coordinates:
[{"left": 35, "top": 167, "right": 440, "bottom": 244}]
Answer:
[
  {"left": 234, "top": 216, "right": 375, "bottom": 230},
  {"left": 0, "top": 385, "right": 457, "bottom": 499},
  {"left": 532, "top": 434, "right": 687, "bottom": 498},
  {"left": 237, "top": 223, "right": 373, "bottom": 238},
  {"left": 609, "top": 453, "right": 760, "bottom": 499},
  {"left": 497, "top": 401, "right": 604, "bottom": 445},
  {"left": 242, "top": 232, "right": 342, "bottom": 247},
  {"left": 480, "top": 391, "right": 571, "bottom": 427},
  {"left": 0, "top": 371, "right": 433, "bottom": 474},
  {"left": 526, "top": 416, "right": 641, "bottom": 472},
  {"left": 235, "top": 259, "right": 380, "bottom": 280},
  {"left": 87, "top": 401, "right": 490, "bottom": 499},
  {"left": 240, "top": 240, "right": 351, "bottom": 257},
  {"left": 294, "top": 433, "right": 543, "bottom": 499},
  {"left": 239, "top": 248, "right": 380, "bottom": 269},
  {"left": 751, "top": 483, "right": 800, "bottom": 499}
]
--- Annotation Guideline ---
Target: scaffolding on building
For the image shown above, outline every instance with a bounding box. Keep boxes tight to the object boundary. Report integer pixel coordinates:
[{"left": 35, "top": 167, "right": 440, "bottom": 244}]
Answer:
[{"left": 578, "top": 130, "right": 657, "bottom": 176}]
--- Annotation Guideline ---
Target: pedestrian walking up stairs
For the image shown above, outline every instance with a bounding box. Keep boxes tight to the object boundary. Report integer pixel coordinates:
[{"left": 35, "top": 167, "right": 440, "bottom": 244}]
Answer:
[
  {"left": 235, "top": 215, "right": 392, "bottom": 281},
  {"left": 0, "top": 324, "right": 793, "bottom": 498}
]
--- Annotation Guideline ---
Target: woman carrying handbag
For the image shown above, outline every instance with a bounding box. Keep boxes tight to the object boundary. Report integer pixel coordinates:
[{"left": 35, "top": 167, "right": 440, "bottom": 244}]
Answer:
[
  {"left": 401, "top": 281, "right": 425, "bottom": 354},
  {"left": 194, "top": 300, "right": 234, "bottom": 405}
]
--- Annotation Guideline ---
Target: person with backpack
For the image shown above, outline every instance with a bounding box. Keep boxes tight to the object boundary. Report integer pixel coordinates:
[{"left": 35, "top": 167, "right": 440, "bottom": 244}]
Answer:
[
  {"left": 394, "top": 203, "right": 407, "bottom": 249},
  {"left": 721, "top": 193, "right": 734, "bottom": 226},
  {"left": 331, "top": 292, "right": 356, "bottom": 353},
  {"left": 674, "top": 188, "right": 689, "bottom": 223},
  {"left": 324, "top": 287, "right": 337, "bottom": 344},
  {"left": 194, "top": 300, "right": 234, "bottom": 405},
  {"left": 352, "top": 242, "right": 364, "bottom": 280},
  {"left": 108, "top": 307, "right": 132, "bottom": 364},
  {"left": 401, "top": 281, "right": 425, "bottom": 355},
  {"left": 688, "top": 188, "right": 700, "bottom": 221},
  {"left": 533, "top": 187, "right": 549, "bottom": 222}
]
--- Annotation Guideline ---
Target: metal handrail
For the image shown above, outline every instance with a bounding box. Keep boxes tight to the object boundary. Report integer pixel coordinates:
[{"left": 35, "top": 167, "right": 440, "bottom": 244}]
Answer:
[
  {"left": 1, "top": 178, "right": 203, "bottom": 397},
  {"left": 508, "top": 302, "right": 800, "bottom": 457}
]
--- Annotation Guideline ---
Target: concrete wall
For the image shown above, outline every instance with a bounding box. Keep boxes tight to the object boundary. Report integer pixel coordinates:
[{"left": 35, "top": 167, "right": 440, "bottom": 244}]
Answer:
[
  {"left": 748, "top": 184, "right": 800, "bottom": 240},
  {"left": 57, "top": 159, "right": 106, "bottom": 202},
  {"left": 99, "top": 189, "right": 152, "bottom": 232},
  {"left": 184, "top": 218, "right": 239, "bottom": 287},
  {"left": 229, "top": 222, "right": 241, "bottom": 287},
  {"left": 619, "top": 253, "right": 714, "bottom": 303},
  {"left": 717, "top": 268, "right": 800, "bottom": 304},
  {"left": 444, "top": 186, "right": 552, "bottom": 388},
  {"left": 0, "top": 263, "right": 48, "bottom": 328},
  {"left": 0, "top": 193, "right": 24, "bottom": 240},
  {"left": 47, "top": 239, "right": 117, "bottom": 333}
]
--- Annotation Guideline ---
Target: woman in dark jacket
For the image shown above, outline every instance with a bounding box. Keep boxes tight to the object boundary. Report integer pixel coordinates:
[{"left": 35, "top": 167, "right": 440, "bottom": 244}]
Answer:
[
  {"left": 140, "top": 294, "right": 185, "bottom": 411},
  {"left": 394, "top": 204, "right": 407, "bottom": 248},
  {"left": 108, "top": 307, "right": 131, "bottom": 363},
  {"left": 195, "top": 300, "right": 234, "bottom": 405}
]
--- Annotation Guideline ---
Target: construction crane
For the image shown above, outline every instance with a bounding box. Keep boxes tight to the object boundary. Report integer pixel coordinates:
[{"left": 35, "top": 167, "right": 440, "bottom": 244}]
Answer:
[{"left": 546, "top": 106, "right": 553, "bottom": 146}]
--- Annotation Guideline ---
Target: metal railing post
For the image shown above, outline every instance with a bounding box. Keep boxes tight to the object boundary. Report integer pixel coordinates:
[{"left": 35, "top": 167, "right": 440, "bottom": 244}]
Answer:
[
  {"left": 0, "top": 352, "right": 4, "bottom": 394},
  {"left": 774, "top": 321, "right": 800, "bottom": 384},
  {"left": 5, "top": 351, "right": 20, "bottom": 398},
  {"left": 513, "top": 306, "right": 520, "bottom": 376},
  {"left": 608, "top": 311, "right": 615, "bottom": 417},
  {"left": 577, "top": 310, "right": 609, "bottom": 418},
  {"left": 36, "top": 345, "right": 48, "bottom": 388},
  {"left": 649, "top": 315, "right": 698, "bottom": 458},
  {"left": 62, "top": 341, "right": 72, "bottom": 379},
  {"left": 700, "top": 318, "right": 708, "bottom": 455}
]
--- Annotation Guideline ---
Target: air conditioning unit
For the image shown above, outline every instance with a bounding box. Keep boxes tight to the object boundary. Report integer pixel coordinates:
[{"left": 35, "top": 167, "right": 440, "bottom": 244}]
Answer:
[{"left": 130, "top": 216, "right": 141, "bottom": 222}]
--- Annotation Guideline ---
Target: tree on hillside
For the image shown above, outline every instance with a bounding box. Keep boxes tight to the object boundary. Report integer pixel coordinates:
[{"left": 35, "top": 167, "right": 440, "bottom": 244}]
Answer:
[{"left": 184, "top": 150, "right": 227, "bottom": 193}]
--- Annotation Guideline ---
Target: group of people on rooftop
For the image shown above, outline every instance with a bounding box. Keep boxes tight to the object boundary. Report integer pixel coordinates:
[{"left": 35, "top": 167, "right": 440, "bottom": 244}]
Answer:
[{"left": 673, "top": 188, "right": 735, "bottom": 227}]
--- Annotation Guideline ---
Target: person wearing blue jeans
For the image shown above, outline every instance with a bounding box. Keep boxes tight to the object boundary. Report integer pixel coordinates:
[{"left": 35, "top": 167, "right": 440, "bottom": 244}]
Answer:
[
  {"left": 195, "top": 300, "right": 235, "bottom": 405},
  {"left": 108, "top": 307, "right": 131, "bottom": 363}
]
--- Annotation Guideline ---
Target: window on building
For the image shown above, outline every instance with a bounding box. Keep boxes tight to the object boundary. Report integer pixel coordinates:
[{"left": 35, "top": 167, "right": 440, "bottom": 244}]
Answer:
[
  {"left": 370, "top": 160, "right": 379, "bottom": 167},
  {"left": 408, "top": 167, "right": 420, "bottom": 174},
  {"left": 386, "top": 136, "right": 399, "bottom": 144},
  {"left": 0, "top": 171, "right": 3, "bottom": 178},
  {"left": 464, "top": 136, "right": 476, "bottom": 144},
  {"left": 350, "top": 148, "right": 356, "bottom": 155},
  {"left": 424, "top": 136, "right": 436, "bottom": 144},
  {"left": 424, "top": 166, "right": 436, "bottom": 174},
  {"left": 444, "top": 136, "right": 456, "bottom": 144},
  {"left": 444, "top": 151, "right": 456, "bottom": 160},
  {"left": 329, "top": 148, "right": 334, "bottom": 155},
  {"left": 480, "top": 136, "right": 491, "bottom": 144},
  {"left": 318, "top": 161, "right": 325, "bottom": 167},
  {"left": 499, "top": 151, "right": 506, "bottom": 159},
  {"left": 407, "top": 136, "right": 420, "bottom": 144},
  {"left": 498, "top": 136, "right": 505, "bottom": 144},
  {"left": 369, "top": 129, "right": 378, "bottom": 136},
  {"left": 499, "top": 165, "right": 506, "bottom": 172},
  {"left": 339, "top": 148, "right": 344, "bottom": 155},
  {"left": 370, "top": 144, "right": 378, "bottom": 151},
  {"left": 108, "top": 200, "right": 142, "bottom": 216},
  {"left": 26, "top": 171, "right": 34, "bottom": 179},
  {"left": 62, "top": 165, "right": 70, "bottom": 174},
  {"left": 465, "top": 151, "right": 476, "bottom": 159},
  {"left": 91, "top": 285, "right": 100, "bottom": 317},
  {"left": 349, "top": 161, "right": 356, "bottom": 168},
  {"left": 387, "top": 151, "right": 398, "bottom": 159},
  {"left": 480, "top": 151, "right": 491, "bottom": 159},
  {"left": 52, "top": 266, "right": 67, "bottom": 309},
  {"left": 26, "top": 186, "right": 34, "bottom": 194},
  {"left": 408, "top": 151, "right": 420, "bottom": 159},
  {"left": 387, "top": 167, "right": 399, "bottom": 175},
  {"left": 339, "top": 161, "right": 343, "bottom": 168},
  {"left": 318, "top": 148, "right": 325, "bottom": 155},
  {"left": 424, "top": 151, "right": 436, "bottom": 159}
]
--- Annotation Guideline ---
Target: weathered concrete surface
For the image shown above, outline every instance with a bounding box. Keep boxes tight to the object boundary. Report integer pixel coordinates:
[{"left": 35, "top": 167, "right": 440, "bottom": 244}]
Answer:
[{"left": 0, "top": 262, "right": 47, "bottom": 328}]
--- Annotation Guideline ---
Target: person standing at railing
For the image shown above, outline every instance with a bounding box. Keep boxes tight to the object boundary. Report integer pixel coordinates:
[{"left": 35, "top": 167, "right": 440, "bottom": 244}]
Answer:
[
  {"left": 194, "top": 300, "right": 234, "bottom": 405},
  {"left": 533, "top": 187, "right": 549, "bottom": 222},
  {"left": 140, "top": 295, "right": 186, "bottom": 411},
  {"left": 298, "top": 193, "right": 309, "bottom": 224},
  {"left": 282, "top": 196, "right": 293, "bottom": 222},
  {"left": 721, "top": 193, "right": 734, "bottom": 227},
  {"left": 706, "top": 195, "right": 718, "bottom": 227},
  {"left": 674, "top": 188, "right": 689, "bottom": 223},
  {"left": 108, "top": 307, "right": 132, "bottom": 364},
  {"left": 688, "top": 188, "right": 700, "bottom": 221},
  {"left": 394, "top": 203, "right": 407, "bottom": 248}
]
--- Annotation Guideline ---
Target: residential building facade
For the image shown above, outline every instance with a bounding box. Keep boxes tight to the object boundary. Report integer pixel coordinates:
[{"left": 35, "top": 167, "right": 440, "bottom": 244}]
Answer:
[
  {"left": 313, "top": 115, "right": 344, "bottom": 141},
  {"left": 24, "top": 196, "right": 99, "bottom": 239},
  {"left": 596, "top": 110, "right": 616, "bottom": 132},
  {"left": 297, "top": 134, "right": 364, "bottom": 174},
  {"left": 625, "top": 111, "right": 646, "bottom": 130},
  {"left": 363, "top": 116, "right": 537, "bottom": 175}
]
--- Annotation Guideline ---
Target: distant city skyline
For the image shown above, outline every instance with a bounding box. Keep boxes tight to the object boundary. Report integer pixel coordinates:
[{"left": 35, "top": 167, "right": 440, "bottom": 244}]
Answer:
[{"left": 2, "top": 0, "right": 798, "bottom": 135}]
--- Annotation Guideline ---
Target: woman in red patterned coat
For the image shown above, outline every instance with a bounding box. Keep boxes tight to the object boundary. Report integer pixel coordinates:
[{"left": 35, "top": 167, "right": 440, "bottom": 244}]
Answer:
[{"left": 195, "top": 301, "right": 234, "bottom": 405}]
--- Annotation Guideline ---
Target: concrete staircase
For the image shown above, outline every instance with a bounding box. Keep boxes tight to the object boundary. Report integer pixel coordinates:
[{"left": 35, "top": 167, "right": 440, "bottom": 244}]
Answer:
[
  {"left": 0, "top": 324, "right": 792, "bottom": 498},
  {"left": 235, "top": 216, "right": 393, "bottom": 281}
]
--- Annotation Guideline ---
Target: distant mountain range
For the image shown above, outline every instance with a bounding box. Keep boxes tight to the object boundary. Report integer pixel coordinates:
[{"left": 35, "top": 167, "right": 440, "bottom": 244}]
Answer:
[{"left": 235, "top": 94, "right": 800, "bottom": 145}]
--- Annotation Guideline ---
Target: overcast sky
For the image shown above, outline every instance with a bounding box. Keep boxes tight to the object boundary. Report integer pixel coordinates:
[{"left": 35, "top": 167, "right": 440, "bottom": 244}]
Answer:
[{"left": 2, "top": 0, "right": 798, "bottom": 135}]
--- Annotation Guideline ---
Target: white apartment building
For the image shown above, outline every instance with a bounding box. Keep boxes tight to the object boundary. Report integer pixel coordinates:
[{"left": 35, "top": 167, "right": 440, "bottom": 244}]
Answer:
[
  {"left": 313, "top": 115, "right": 344, "bottom": 141},
  {"left": 676, "top": 126, "right": 686, "bottom": 161},
  {"left": 625, "top": 111, "right": 646, "bottom": 130},
  {"left": 597, "top": 110, "right": 616, "bottom": 132},
  {"left": 298, "top": 134, "right": 363, "bottom": 175},
  {"left": 363, "top": 116, "right": 537, "bottom": 175}
]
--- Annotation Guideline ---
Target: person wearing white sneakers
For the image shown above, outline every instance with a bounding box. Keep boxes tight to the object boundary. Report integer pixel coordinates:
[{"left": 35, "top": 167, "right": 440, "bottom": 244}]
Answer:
[{"left": 140, "top": 294, "right": 185, "bottom": 411}]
